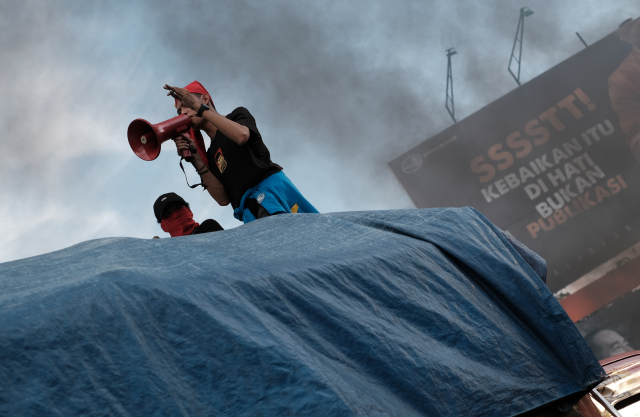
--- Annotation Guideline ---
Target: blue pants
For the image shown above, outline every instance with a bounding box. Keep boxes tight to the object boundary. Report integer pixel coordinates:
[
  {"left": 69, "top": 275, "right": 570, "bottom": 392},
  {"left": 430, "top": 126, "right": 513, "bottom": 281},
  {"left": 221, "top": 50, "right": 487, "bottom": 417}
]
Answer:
[{"left": 234, "top": 171, "right": 319, "bottom": 223}]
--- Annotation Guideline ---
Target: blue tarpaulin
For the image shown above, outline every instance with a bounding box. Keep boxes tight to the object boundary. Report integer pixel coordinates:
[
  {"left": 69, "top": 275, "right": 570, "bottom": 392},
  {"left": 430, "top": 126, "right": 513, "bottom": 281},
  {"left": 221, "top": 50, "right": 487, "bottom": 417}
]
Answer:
[{"left": 0, "top": 208, "right": 604, "bottom": 416}]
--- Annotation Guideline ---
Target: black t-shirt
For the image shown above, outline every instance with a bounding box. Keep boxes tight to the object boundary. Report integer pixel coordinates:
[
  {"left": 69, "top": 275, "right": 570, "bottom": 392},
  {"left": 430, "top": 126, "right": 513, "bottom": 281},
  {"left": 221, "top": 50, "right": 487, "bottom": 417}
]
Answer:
[
  {"left": 206, "top": 107, "right": 282, "bottom": 209},
  {"left": 193, "top": 219, "right": 224, "bottom": 234}
]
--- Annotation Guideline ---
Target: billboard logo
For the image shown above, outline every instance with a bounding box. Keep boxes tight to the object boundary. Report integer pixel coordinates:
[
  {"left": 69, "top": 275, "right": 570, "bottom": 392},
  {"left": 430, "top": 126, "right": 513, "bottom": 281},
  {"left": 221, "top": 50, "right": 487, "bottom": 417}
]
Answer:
[{"left": 402, "top": 154, "right": 423, "bottom": 174}]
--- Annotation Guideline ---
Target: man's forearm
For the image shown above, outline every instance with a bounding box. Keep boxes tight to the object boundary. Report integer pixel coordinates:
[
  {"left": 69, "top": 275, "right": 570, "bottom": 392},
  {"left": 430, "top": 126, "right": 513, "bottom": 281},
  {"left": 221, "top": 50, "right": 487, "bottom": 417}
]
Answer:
[
  {"left": 202, "top": 172, "right": 230, "bottom": 206},
  {"left": 202, "top": 109, "right": 250, "bottom": 145},
  {"left": 164, "top": 84, "right": 250, "bottom": 145},
  {"left": 193, "top": 157, "right": 230, "bottom": 206}
]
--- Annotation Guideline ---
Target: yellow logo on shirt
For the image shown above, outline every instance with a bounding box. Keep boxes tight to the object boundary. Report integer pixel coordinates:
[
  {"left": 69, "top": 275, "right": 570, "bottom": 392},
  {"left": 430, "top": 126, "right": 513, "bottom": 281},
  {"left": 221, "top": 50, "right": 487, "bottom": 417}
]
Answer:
[{"left": 215, "top": 148, "right": 227, "bottom": 173}]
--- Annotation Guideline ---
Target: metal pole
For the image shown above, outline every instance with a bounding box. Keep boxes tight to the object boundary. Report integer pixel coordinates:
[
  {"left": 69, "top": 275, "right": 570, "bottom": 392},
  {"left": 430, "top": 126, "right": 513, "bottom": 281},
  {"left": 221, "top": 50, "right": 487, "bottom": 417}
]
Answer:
[
  {"left": 508, "top": 14, "right": 523, "bottom": 85},
  {"left": 590, "top": 389, "right": 624, "bottom": 417},
  {"left": 508, "top": 7, "right": 533, "bottom": 86},
  {"left": 445, "top": 48, "right": 457, "bottom": 124},
  {"left": 517, "top": 13, "right": 525, "bottom": 82},
  {"left": 576, "top": 32, "right": 588, "bottom": 48}
]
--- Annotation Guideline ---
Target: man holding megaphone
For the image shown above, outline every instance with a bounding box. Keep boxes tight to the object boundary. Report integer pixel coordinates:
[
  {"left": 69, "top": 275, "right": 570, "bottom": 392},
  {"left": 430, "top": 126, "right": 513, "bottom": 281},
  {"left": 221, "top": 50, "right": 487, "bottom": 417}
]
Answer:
[{"left": 163, "top": 81, "right": 318, "bottom": 223}]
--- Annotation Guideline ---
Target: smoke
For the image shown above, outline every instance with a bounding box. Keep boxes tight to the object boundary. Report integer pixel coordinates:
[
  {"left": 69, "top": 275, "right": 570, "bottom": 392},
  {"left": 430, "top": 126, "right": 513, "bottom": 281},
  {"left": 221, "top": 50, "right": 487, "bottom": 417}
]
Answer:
[
  {"left": 0, "top": 0, "right": 638, "bottom": 262},
  {"left": 143, "top": 0, "right": 637, "bottom": 205}
]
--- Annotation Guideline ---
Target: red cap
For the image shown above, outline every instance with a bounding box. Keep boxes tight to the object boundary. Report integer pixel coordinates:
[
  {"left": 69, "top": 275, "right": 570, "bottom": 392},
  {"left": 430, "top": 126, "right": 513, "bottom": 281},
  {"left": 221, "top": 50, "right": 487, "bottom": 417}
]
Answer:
[{"left": 175, "top": 80, "right": 214, "bottom": 108}]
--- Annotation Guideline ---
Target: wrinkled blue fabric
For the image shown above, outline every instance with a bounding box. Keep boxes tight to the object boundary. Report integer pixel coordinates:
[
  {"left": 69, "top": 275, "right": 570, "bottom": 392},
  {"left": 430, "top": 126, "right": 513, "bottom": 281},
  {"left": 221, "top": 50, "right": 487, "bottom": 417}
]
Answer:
[
  {"left": 499, "top": 229, "right": 547, "bottom": 283},
  {"left": 0, "top": 208, "right": 603, "bottom": 417}
]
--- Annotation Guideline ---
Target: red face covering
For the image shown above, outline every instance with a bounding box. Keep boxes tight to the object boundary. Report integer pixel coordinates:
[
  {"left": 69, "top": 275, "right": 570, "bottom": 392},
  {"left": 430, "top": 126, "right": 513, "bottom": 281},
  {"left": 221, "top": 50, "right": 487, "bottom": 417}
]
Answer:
[{"left": 160, "top": 207, "right": 199, "bottom": 237}]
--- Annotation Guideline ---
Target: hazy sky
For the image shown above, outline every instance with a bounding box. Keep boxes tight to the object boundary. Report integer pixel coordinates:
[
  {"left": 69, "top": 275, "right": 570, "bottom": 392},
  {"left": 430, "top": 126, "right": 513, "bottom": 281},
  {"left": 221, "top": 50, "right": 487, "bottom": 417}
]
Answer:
[{"left": 1, "top": 1, "right": 638, "bottom": 263}]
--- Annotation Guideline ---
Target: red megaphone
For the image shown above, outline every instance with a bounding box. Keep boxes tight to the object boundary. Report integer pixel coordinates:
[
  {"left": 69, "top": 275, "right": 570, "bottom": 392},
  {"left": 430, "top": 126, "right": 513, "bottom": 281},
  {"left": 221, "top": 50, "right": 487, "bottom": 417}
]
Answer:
[{"left": 128, "top": 114, "right": 193, "bottom": 161}]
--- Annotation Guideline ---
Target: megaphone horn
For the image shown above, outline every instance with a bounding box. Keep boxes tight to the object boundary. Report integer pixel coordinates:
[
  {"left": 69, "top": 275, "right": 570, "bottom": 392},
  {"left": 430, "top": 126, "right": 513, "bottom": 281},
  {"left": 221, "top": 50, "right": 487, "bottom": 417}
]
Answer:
[{"left": 127, "top": 114, "right": 193, "bottom": 161}]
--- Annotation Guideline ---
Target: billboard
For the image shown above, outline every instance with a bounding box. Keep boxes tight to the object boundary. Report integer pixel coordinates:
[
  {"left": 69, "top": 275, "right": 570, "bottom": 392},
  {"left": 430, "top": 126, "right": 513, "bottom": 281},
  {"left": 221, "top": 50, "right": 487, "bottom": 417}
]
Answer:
[{"left": 389, "top": 19, "right": 640, "bottom": 359}]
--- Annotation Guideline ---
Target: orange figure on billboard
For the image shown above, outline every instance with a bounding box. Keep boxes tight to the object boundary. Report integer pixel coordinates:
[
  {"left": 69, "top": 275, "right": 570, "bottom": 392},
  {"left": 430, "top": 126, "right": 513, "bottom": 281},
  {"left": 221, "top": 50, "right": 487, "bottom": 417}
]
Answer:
[{"left": 609, "top": 17, "right": 640, "bottom": 161}]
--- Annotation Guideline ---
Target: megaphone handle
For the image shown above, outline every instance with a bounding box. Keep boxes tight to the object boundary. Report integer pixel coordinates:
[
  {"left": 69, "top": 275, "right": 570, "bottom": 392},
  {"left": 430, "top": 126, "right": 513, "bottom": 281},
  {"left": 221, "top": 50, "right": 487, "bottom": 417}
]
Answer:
[{"left": 179, "top": 130, "right": 194, "bottom": 162}]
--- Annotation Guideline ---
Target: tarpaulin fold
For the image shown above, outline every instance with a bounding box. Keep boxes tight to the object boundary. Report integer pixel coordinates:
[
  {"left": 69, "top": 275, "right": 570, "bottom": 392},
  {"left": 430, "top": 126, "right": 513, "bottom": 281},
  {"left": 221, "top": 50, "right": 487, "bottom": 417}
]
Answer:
[{"left": 0, "top": 208, "right": 604, "bottom": 416}]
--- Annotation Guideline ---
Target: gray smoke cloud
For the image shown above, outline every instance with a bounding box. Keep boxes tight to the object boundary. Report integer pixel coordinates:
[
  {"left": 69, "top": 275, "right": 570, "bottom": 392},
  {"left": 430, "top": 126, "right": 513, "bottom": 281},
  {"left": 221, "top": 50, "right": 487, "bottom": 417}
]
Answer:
[{"left": 0, "top": 0, "right": 637, "bottom": 262}]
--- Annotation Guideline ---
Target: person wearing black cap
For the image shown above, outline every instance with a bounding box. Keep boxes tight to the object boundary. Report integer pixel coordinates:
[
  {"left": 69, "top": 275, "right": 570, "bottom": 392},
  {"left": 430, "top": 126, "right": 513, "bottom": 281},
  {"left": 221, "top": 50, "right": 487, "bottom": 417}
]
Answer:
[{"left": 153, "top": 192, "right": 223, "bottom": 238}]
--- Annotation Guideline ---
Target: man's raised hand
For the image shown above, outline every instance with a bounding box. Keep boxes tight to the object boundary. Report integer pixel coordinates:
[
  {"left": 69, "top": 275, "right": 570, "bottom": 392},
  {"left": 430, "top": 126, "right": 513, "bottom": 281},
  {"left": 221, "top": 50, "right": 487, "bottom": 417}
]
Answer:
[{"left": 163, "top": 84, "right": 199, "bottom": 111}]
